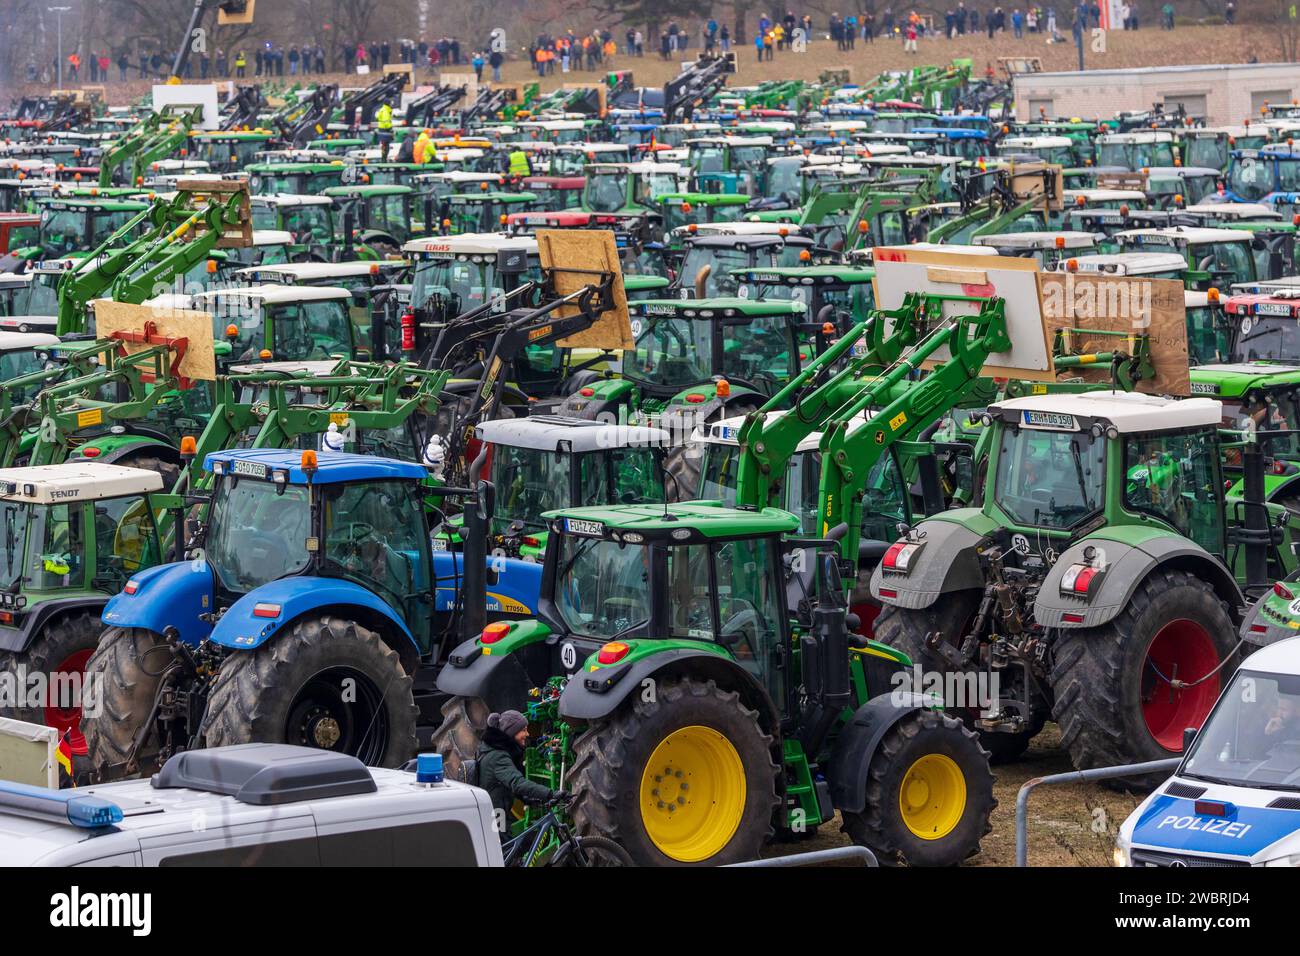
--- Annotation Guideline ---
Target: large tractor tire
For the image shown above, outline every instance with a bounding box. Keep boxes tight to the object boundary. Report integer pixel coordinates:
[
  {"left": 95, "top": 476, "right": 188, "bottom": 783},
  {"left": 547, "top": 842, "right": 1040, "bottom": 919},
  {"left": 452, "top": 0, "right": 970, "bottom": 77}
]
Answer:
[
  {"left": 662, "top": 400, "right": 759, "bottom": 501},
  {"left": 429, "top": 695, "right": 490, "bottom": 781},
  {"left": 875, "top": 593, "right": 1043, "bottom": 763},
  {"left": 840, "top": 708, "right": 995, "bottom": 866},
  {"left": 1049, "top": 568, "right": 1236, "bottom": 784},
  {"left": 0, "top": 611, "right": 103, "bottom": 749},
  {"left": 201, "top": 615, "right": 418, "bottom": 768},
  {"left": 114, "top": 451, "right": 180, "bottom": 491},
  {"left": 81, "top": 627, "right": 172, "bottom": 780},
  {"left": 566, "top": 677, "right": 780, "bottom": 866}
]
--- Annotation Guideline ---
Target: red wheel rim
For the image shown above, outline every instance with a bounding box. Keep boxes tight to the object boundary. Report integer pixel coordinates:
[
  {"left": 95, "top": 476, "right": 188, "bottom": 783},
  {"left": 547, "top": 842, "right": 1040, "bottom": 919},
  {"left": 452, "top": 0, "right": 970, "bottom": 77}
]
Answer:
[
  {"left": 44, "top": 648, "right": 93, "bottom": 752},
  {"left": 1141, "top": 619, "right": 1222, "bottom": 751}
]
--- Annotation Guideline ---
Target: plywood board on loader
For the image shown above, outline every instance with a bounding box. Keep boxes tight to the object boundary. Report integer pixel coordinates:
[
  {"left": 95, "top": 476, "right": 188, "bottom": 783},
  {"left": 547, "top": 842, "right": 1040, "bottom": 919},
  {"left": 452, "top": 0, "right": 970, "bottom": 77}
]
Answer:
[
  {"left": 1039, "top": 273, "right": 1189, "bottom": 396},
  {"left": 95, "top": 300, "right": 218, "bottom": 383},
  {"left": 536, "top": 229, "right": 633, "bottom": 351},
  {"left": 175, "top": 178, "right": 252, "bottom": 248},
  {"left": 872, "top": 246, "right": 1055, "bottom": 381}
]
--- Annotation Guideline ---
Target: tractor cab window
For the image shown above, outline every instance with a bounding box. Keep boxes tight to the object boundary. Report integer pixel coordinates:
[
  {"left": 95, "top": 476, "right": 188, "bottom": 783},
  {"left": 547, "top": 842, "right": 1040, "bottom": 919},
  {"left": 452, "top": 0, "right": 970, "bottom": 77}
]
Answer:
[
  {"left": 1182, "top": 668, "right": 1300, "bottom": 788},
  {"left": 638, "top": 172, "right": 681, "bottom": 206},
  {"left": 711, "top": 536, "right": 783, "bottom": 701},
  {"left": 494, "top": 446, "right": 569, "bottom": 531},
  {"left": 721, "top": 312, "right": 796, "bottom": 387},
  {"left": 270, "top": 300, "right": 353, "bottom": 361},
  {"left": 1189, "top": 241, "right": 1256, "bottom": 286},
  {"left": 0, "top": 347, "right": 58, "bottom": 403},
  {"left": 1233, "top": 316, "right": 1300, "bottom": 362},
  {"left": 677, "top": 245, "right": 750, "bottom": 297},
  {"left": 323, "top": 480, "right": 430, "bottom": 611},
  {"left": 585, "top": 171, "right": 629, "bottom": 212},
  {"left": 860, "top": 452, "right": 909, "bottom": 543},
  {"left": 578, "top": 446, "right": 664, "bottom": 507},
  {"left": 1123, "top": 428, "right": 1224, "bottom": 554},
  {"left": 1228, "top": 157, "right": 1271, "bottom": 202},
  {"left": 93, "top": 494, "right": 158, "bottom": 587},
  {"left": 1186, "top": 304, "right": 1227, "bottom": 365},
  {"left": 283, "top": 206, "right": 333, "bottom": 243},
  {"left": 2, "top": 502, "right": 85, "bottom": 591},
  {"left": 207, "top": 297, "right": 262, "bottom": 362},
  {"left": 994, "top": 427, "right": 1105, "bottom": 530},
  {"left": 629, "top": 316, "right": 713, "bottom": 388},
  {"left": 207, "top": 478, "right": 311, "bottom": 592},
  {"left": 38, "top": 208, "right": 85, "bottom": 255},
  {"left": 555, "top": 535, "right": 653, "bottom": 637}
]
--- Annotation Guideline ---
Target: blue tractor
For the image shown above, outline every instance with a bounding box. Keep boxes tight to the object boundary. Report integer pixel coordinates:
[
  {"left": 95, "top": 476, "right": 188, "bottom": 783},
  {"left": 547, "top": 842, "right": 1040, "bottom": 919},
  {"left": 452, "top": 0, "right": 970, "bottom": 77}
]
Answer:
[{"left": 80, "top": 447, "right": 538, "bottom": 780}]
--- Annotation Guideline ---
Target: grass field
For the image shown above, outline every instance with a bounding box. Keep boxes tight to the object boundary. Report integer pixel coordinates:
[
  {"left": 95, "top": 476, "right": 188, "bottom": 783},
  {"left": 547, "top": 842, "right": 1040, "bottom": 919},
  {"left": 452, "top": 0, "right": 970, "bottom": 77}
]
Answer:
[{"left": 11, "top": 22, "right": 1284, "bottom": 109}]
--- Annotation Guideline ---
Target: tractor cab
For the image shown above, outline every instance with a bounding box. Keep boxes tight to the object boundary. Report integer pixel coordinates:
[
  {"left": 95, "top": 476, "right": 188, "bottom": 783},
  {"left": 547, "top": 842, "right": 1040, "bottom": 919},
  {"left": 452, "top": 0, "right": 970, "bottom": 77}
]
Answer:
[
  {"left": 1179, "top": 126, "right": 1268, "bottom": 172},
  {"left": 0, "top": 330, "right": 61, "bottom": 403},
  {"left": 441, "top": 191, "right": 539, "bottom": 234},
  {"left": 1189, "top": 361, "right": 1300, "bottom": 494},
  {"left": 580, "top": 162, "right": 687, "bottom": 215},
  {"left": 1226, "top": 148, "right": 1300, "bottom": 203},
  {"left": 190, "top": 285, "right": 357, "bottom": 365},
  {"left": 1144, "top": 166, "right": 1222, "bottom": 208},
  {"left": 549, "top": 143, "right": 630, "bottom": 176},
  {"left": 1221, "top": 290, "right": 1300, "bottom": 364},
  {"left": 323, "top": 184, "right": 416, "bottom": 252},
  {"left": 188, "top": 131, "right": 276, "bottom": 173},
  {"left": 245, "top": 162, "right": 349, "bottom": 197},
  {"left": 658, "top": 193, "right": 749, "bottom": 241},
  {"left": 996, "top": 135, "right": 1079, "bottom": 167},
  {"left": 1095, "top": 131, "right": 1178, "bottom": 171},
  {"left": 34, "top": 197, "right": 149, "bottom": 257},
  {"left": 673, "top": 231, "right": 816, "bottom": 298},
  {"left": 518, "top": 176, "right": 586, "bottom": 213},
  {"left": 249, "top": 195, "right": 338, "bottom": 260},
  {"left": 730, "top": 264, "right": 877, "bottom": 329},
  {"left": 0, "top": 272, "right": 59, "bottom": 327},
  {"left": 0, "top": 212, "right": 41, "bottom": 257},
  {"left": 451, "top": 417, "right": 668, "bottom": 560},
  {"left": 1118, "top": 226, "right": 1258, "bottom": 288}
]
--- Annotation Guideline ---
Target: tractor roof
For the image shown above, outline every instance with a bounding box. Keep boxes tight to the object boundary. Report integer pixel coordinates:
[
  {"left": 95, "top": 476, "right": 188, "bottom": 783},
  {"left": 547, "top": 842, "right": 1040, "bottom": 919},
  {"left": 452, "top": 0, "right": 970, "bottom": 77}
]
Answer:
[
  {"left": 1224, "top": 290, "right": 1300, "bottom": 315},
  {"left": 204, "top": 448, "right": 427, "bottom": 484},
  {"left": 1052, "top": 252, "right": 1187, "bottom": 276},
  {"left": 633, "top": 297, "right": 807, "bottom": 318},
  {"left": 476, "top": 416, "right": 668, "bottom": 453},
  {"left": 732, "top": 264, "right": 876, "bottom": 284},
  {"left": 251, "top": 193, "right": 334, "bottom": 207},
  {"left": 990, "top": 391, "right": 1222, "bottom": 434},
  {"left": 191, "top": 284, "right": 351, "bottom": 306},
  {"left": 237, "top": 260, "right": 407, "bottom": 284},
  {"left": 1063, "top": 188, "right": 1146, "bottom": 203},
  {"left": 402, "top": 232, "right": 538, "bottom": 258},
  {"left": 0, "top": 330, "right": 58, "bottom": 352},
  {"left": 543, "top": 501, "right": 799, "bottom": 541},
  {"left": 1119, "top": 225, "right": 1253, "bottom": 245},
  {"left": 1185, "top": 202, "right": 1282, "bottom": 221},
  {"left": 973, "top": 230, "right": 1098, "bottom": 251},
  {"left": 0, "top": 462, "right": 163, "bottom": 504}
]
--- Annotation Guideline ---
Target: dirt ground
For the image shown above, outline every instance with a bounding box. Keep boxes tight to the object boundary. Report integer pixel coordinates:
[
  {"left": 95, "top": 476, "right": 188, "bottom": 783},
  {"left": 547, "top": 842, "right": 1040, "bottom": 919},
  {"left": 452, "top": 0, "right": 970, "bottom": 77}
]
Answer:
[
  {"left": 768, "top": 723, "right": 1147, "bottom": 867},
  {"left": 9, "top": 23, "right": 1283, "bottom": 109}
]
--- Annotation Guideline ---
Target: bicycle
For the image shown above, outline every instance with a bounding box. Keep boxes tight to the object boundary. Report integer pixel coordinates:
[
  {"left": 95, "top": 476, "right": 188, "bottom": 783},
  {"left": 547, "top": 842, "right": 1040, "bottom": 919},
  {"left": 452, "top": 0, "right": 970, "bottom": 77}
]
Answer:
[{"left": 503, "top": 795, "right": 633, "bottom": 868}]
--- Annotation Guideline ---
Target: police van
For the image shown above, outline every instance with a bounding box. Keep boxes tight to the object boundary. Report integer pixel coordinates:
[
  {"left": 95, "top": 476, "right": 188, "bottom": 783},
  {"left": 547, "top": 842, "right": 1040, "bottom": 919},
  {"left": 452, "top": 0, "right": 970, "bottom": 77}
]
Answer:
[
  {"left": 1116, "top": 638, "right": 1300, "bottom": 867},
  {"left": 0, "top": 744, "right": 503, "bottom": 866}
]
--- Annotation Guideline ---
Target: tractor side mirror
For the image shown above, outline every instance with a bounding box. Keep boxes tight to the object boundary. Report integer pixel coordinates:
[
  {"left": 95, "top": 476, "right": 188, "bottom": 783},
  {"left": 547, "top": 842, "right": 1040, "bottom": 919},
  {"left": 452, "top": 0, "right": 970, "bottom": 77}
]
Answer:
[{"left": 1182, "top": 726, "right": 1197, "bottom": 752}]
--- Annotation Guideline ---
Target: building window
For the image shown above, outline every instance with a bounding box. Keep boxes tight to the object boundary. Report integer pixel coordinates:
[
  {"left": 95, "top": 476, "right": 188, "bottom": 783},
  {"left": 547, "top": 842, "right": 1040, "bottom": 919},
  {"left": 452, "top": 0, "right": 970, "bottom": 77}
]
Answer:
[
  {"left": 1251, "top": 89, "right": 1292, "bottom": 114},
  {"left": 1161, "top": 93, "right": 1207, "bottom": 120},
  {"left": 1028, "top": 97, "right": 1054, "bottom": 118}
]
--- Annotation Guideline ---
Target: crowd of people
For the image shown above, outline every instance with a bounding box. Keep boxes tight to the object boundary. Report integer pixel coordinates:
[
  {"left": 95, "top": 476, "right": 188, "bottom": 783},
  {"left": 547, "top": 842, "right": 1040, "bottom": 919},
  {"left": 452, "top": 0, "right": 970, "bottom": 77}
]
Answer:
[{"left": 528, "top": 31, "right": 622, "bottom": 77}]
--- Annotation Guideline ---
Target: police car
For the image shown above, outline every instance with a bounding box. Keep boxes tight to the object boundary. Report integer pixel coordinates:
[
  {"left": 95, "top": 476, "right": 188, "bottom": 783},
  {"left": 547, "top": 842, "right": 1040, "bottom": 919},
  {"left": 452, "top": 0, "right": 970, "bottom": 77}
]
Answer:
[
  {"left": 0, "top": 744, "right": 504, "bottom": 866},
  {"left": 1116, "top": 638, "right": 1300, "bottom": 867}
]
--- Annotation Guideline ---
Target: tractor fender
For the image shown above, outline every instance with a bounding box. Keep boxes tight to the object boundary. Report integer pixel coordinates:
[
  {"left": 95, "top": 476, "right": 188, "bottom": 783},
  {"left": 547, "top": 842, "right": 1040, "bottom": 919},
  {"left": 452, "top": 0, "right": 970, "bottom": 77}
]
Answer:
[
  {"left": 207, "top": 576, "right": 418, "bottom": 655},
  {"left": 827, "top": 693, "right": 933, "bottom": 814},
  {"left": 1034, "top": 534, "right": 1244, "bottom": 630},
  {"left": 73, "top": 434, "right": 176, "bottom": 467},
  {"left": 357, "top": 229, "right": 400, "bottom": 250},
  {"left": 431, "top": 550, "right": 542, "bottom": 616},
  {"left": 435, "top": 628, "right": 551, "bottom": 712},
  {"left": 555, "top": 377, "right": 634, "bottom": 421},
  {"left": 102, "top": 560, "right": 215, "bottom": 648},
  {"left": 557, "top": 648, "right": 781, "bottom": 733},
  {"left": 868, "top": 514, "right": 990, "bottom": 611},
  {"left": 0, "top": 596, "right": 108, "bottom": 654},
  {"left": 1239, "top": 597, "right": 1292, "bottom": 649}
]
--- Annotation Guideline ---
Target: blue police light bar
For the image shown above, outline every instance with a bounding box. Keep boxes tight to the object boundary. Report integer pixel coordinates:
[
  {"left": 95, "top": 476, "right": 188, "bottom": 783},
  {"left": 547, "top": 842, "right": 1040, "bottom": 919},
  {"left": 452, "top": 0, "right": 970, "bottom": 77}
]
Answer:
[{"left": 0, "top": 780, "right": 124, "bottom": 829}]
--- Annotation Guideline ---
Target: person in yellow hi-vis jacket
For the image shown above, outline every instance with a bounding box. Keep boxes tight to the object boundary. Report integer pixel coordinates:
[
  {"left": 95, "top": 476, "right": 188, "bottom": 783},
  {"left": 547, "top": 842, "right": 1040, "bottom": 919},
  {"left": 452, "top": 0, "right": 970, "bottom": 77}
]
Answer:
[{"left": 376, "top": 101, "right": 394, "bottom": 161}]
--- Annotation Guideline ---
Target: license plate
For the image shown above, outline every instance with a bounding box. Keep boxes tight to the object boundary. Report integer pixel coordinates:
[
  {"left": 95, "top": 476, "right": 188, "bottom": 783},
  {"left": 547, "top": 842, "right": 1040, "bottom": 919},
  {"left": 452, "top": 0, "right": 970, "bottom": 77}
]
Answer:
[
  {"left": 1256, "top": 303, "right": 1292, "bottom": 317},
  {"left": 564, "top": 518, "right": 604, "bottom": 537},
  {"left": 232, "top": 460, "right": 269, "bottom": 478},
  {"left": 1022, "top": 410, "right": 1077, "bottom": 430}
]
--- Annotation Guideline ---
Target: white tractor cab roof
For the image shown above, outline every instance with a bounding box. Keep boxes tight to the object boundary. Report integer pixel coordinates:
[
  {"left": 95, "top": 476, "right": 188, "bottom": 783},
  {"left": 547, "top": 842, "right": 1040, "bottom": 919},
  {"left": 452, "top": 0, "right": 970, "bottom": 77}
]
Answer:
[
  {"left": 989, "top": 390, "right": 1222, "bottom": 434},
  {"left": 0, "top": 745, "right": 502, "bottom": 867},
  {"left": 1185, "top": 289, "right": 1213, "bottom": 309},
  {"left": 1099, "top": 130, "right": 1176, "bottom": 144},
  {"left": 861, "top": 153, "right": 961, "bottom": 168},
  {"left": 680, "top": 221, "right": 810, "bottom": 238},
  {"left": 685, "top": 134, "right": 775, "bottom": 148},
  {"left": 850, "top": 143, "right": 912, "bottom": 157},
  {"left": 518, "top": 119, "right": 588, "bottom": 132},
  {"left": 401, "top": 232, "right": 539, "bottom": 259},
  {"left": 0, "top": 462, "right": 163, "bottom": 504},
  {"left": 190, "top": 284, "right": 353, "bottom": 307},
  {"left": 584, "top": 160, "right": 690, "bottom": 177},
  {"left": 476, "top": 416, "right": 668, "bottom": 453},
  {"left": 235, "top": 260, "right": 408, "bottom": 284},
  {"left": 1118, "top": 225, "right": 1254, "bottom": 250},
  {"left": 1048, "top": 251, "right": 1188, "bottom": 275},
  {"left": 554, "top": 142, "right": 629, "bottom": 156},
  {"left": 413, "top": 170, "right": 506, "bottom": 187},
  {"left": 0, "top": 330, "right": 59, "bottom": 352},
  {"left": 694, "top": 409, "right": 882, "bottom": 452},
  {"left": 849, "top": 243, "right": 996, "bottom": 265},
  {"left": 1184, "top": 201, "right": 1284, "bottom": 221},
  {"left": 806, "top": 120, "right": 870, "bottom": 133},
  {"left": 251, "top": 193, "right": 335, "bottom": 208},
  {"left": 998, "top": 134, "right": 1073, "bottom": 149},
  {"left": 1063, "top": 188, "right": 1147, "bottom": 205},
  {"left": 973, "top": 230, "right": 1098, "bottom": 252}
]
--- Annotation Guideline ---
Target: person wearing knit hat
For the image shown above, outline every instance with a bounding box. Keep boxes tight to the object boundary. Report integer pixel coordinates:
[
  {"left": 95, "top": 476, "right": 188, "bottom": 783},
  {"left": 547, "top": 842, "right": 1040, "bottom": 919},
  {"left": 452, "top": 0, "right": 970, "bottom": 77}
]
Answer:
[{"left": 476, "top": 710, "right": 558, "bottom": 836}]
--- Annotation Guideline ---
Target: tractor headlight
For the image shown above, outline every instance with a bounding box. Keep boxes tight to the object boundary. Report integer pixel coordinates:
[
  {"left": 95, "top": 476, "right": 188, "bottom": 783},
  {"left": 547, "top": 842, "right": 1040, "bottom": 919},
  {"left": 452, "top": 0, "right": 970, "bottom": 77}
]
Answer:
[{"left": 212, "top": 461, "right": 225, "bottom": 475}]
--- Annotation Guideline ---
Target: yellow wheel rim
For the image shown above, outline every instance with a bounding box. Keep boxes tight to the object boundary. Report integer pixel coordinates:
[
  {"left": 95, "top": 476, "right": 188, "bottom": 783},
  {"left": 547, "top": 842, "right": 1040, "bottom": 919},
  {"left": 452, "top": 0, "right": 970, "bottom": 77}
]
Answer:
[
  {"left": 899, "top": 753, "right": 967, "bottom": 841},
  {"left": 639, "top": 725, "right": 746, "bottom": 862}
]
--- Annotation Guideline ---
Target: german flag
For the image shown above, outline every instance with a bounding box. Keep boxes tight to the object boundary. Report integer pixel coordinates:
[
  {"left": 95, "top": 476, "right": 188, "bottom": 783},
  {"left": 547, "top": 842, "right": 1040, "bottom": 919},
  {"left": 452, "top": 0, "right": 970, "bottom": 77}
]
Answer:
[{"left": 56, "top": 734, "right": 74, "bottom": 781}]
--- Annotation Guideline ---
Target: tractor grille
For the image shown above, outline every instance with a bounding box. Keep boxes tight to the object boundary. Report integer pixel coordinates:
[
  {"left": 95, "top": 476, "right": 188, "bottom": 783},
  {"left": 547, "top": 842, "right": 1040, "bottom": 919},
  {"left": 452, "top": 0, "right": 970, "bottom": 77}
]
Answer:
[
  {"left": 1163, "top": 782, "right": 1207, "bottom": 799},
  {"left": 1130, "top": 849, "right": 1247, "bottom": 868},
  {"left": 1266, "top": 796, "right": 1300, "bottom": 810}
]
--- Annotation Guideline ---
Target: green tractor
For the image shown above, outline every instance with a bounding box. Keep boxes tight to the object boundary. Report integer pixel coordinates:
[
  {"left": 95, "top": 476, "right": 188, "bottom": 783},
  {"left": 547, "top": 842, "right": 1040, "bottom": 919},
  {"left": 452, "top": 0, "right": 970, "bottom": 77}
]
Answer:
[{"left": 873, "top": 389, "right": 1298, "bottom": 771}]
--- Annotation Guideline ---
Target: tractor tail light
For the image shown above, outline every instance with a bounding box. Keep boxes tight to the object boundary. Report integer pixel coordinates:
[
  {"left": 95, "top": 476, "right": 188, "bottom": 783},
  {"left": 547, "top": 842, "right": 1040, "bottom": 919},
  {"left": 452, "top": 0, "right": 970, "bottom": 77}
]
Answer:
[
  {"left": 882, "top": 541, "right": 922, "bottom": 572},
  {"left": 1062, "top": 612, "right": 1086, "bottom": 624},
  {"left": 481, "top": 622, "right": 510, "bottom": 645},
  {"left": 81, "top": 447, "right": 100, "bottom": 458},
  {"left": 253, "top": 603, "right": 281, "bottom": 619},
  {"left": 597, "top": 641, "right": 630, "bottom": 665},
  {"left": 401, "top": 312, "right": 416, "bottom": 351},
  {"left": 1275, "top": 581, "right": 1295, "bottom": 601},
  {"left": 522, "top": 535, "right": 541, "bottom": 548},
  {"left": 123, "top": 581, "right": 139, "bottom": 595},
  {"left": 1061, "top": 563, "right": 1100, "bottom": 596},
  {"left": 579, "top": 386, "right": 595, "bottom": 397}
]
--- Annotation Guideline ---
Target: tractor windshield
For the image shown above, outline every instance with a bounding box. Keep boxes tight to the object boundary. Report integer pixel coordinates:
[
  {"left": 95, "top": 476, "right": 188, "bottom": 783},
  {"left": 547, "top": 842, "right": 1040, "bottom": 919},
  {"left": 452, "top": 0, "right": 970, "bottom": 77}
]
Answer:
[
  {"left": 584, "top": 171, "right": 630, "bottom": 212},
  {"left": 627, "top": 316, "right": 713, "bottom": 389},
  {"left": 322, "top": 480, "right": 429, "bottom": 608},
  {"left": 1181, "top": 668, "right": 1300, "bottom": 789},
  {"left": 492, "top": 446, "right": 570, "bottom": 531},
  {"left": 410, "top": 256, "right": 500, "bottom": 316},
  {"left": 267, "top": 299, "right": 353, "bottom": 361},
  {"left": 1228, "top": 156, "right": 1274, "bottom": 202},
  {"left": 994, "top": 427, "right": 1105, "bottom": 530},
  {"left": 206, "top": 478, "right": 311, "bottom": 593},
  {"left": 1123, "top": 428, "right": 1224, "bottom": 553},
  {"left": 1233, "top": 317, "right": 1300, "bottom": 362},
  {"left": 677, "top": 245, "right": 753, "bottom": 297},
  {"left": 38, "top": 208, "right": 85, "bottom": 255},
  {"left": 0, "top": 347, "right": 58, "bottom": 403}
]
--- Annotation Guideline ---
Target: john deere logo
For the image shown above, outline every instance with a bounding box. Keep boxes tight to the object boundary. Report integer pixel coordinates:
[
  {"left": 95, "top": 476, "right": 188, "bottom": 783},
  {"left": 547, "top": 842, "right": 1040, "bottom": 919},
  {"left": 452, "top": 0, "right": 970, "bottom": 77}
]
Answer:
[{"left": 874, "top": 430, "right": 885, "bottom": 445}]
